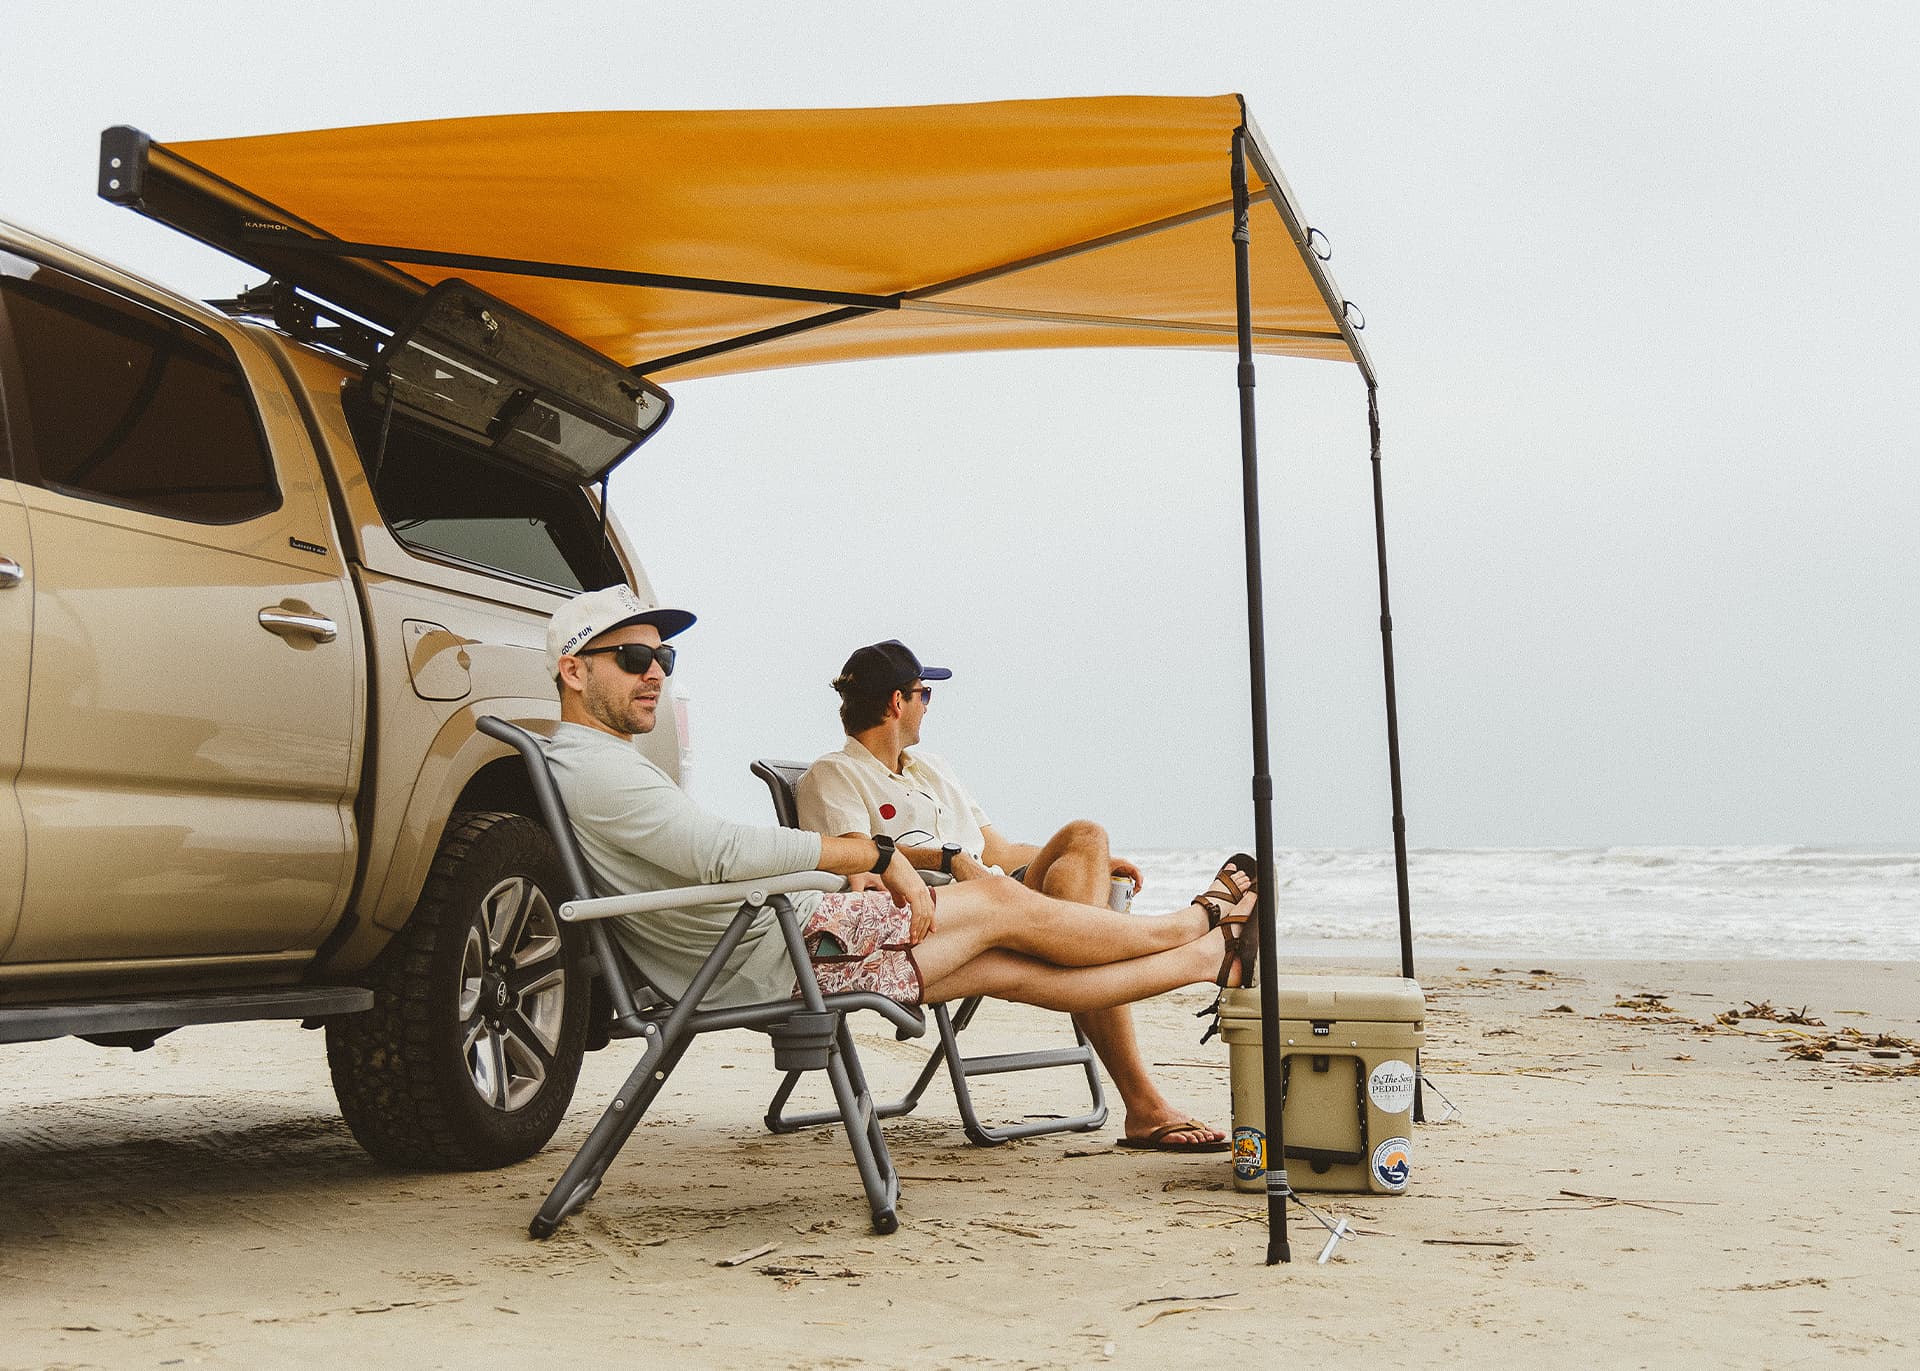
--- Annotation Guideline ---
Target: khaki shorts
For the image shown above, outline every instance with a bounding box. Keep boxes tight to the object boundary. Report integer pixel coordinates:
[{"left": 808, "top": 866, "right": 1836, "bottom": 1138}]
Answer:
[{"left": 802, "top": 890, "right": 924, "bottom": 1007}]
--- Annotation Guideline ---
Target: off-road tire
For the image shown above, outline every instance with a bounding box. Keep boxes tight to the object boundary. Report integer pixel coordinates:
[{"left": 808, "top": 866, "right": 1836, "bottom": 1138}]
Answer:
[{"left": 327, "top": 811, "right": 588, "bottom": 1169}]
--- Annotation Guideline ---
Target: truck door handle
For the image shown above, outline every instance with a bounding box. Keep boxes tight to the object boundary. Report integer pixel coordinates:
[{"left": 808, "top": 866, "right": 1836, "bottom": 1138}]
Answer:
[
  {"left": 0, "top": 556, "right": 21, "bottom": 588},
  {"left": 258, "top": 607, "right": 338, "bottom": 643}
]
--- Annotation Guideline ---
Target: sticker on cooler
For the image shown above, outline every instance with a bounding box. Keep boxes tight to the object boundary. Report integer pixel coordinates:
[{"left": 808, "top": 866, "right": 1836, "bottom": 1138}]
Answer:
[
  {"left": 1371, "top": 1136, "right": 1412, "bottom": 1191},
  {"left": 1367, "top": 1059, "right": 1417, "bottom": 1115},
  {"left": 1232, "top": 1125, "right": 1265, "bottom": 1181}
]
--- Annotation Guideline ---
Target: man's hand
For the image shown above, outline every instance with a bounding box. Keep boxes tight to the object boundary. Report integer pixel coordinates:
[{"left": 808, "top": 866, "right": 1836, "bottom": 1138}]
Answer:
[
  {"left": 880, "top": 853, "right": 936, "bottom": 943},
  {"left": 1111, "top": 857, "right": 1144, "bottom": 892},
  {"left": 845, "top": 871, "right": 888, "bottom": 893}
]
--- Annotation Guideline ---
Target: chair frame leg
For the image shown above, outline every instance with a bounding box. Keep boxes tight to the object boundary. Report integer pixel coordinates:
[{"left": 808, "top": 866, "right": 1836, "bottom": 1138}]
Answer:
[
  {"left": 529, "top": 1022, "right": 687, "bottom": 1238},
  {"left": 822, "top": 1018, "right": 901, "bottom": 1233},
  {"left": 764, "top": 994, "right": 1109, "bottom": 1147},
  {"left": 770, "top": 895, "right": 903, "bottom": 1232}
]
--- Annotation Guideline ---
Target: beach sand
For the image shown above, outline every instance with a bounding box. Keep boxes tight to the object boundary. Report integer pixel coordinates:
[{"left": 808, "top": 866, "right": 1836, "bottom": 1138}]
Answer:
[{"left": 3, "top": 957, "right": 1915, "bottom": 1369}]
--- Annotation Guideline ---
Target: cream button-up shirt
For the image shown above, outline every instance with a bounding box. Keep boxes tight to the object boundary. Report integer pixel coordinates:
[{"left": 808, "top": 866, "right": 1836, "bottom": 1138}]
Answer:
[{"left": 796, "top": 738, "right": 992, "bottom": 859}]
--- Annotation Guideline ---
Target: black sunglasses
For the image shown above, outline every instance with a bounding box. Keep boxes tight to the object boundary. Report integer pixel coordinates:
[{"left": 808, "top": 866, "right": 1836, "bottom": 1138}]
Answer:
[
  {"left": 576, "top": 642, "right": 677, "bottom": 676},
  {"left": 904, "top": 685, "right": 932, "bottom": 703}
]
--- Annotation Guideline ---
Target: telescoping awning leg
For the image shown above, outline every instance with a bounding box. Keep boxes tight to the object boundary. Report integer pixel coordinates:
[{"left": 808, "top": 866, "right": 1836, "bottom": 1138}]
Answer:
[
  {"left": 1365, "top": 382, "right": 1421, "bottom": 1121},
  {"left": 1230, "top": 127, "right": 1290, "bottom": 1267}
]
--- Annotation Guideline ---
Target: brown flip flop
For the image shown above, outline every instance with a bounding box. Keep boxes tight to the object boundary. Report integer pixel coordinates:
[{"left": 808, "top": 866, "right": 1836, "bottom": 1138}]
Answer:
[{"left": 1115, "top": 1119, "right": 1231, "bottom": 1153}]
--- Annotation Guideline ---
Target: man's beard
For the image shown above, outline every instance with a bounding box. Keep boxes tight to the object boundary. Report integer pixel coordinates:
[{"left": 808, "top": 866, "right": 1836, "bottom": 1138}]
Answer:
[{"left": 584, "top": 668, "right": 652, "bottom": 735}]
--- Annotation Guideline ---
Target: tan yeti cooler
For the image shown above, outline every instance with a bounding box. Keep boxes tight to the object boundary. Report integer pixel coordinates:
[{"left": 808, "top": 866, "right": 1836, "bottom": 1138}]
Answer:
[{"left": 1219, "top": 977, "right": 1425, "bottom": 1195}]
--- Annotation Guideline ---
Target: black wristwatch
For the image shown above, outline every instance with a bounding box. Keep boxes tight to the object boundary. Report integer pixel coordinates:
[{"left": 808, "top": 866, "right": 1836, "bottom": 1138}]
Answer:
[
  {"left": 939, "top": 843, "right": 963, "bottom": 876},
  {"left": 868, "top": 834, "right": 896, "bottom": 874}
]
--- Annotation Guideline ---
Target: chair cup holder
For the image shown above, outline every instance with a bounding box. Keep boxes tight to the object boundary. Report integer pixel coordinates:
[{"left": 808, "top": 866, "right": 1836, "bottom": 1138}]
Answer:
[{"left": 769, "top": 1011, "right": 841, "bottom": 1072}]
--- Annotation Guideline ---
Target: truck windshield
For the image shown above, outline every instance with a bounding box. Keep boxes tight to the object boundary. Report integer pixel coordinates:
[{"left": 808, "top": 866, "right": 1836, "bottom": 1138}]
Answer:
[{"left": 353, "top": 401, "right": 622, "bottom": 593}]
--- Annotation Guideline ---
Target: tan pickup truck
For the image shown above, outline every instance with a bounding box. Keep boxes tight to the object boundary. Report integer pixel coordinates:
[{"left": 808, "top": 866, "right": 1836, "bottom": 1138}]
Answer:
[{"left": 0, "top": 205, "right": 683, "bottom": 1170}]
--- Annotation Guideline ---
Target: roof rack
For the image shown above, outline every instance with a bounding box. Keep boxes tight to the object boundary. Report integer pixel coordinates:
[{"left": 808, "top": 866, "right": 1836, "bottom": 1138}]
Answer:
[{"left": 207, "top": 280, "right": 388, "bottom": 365}]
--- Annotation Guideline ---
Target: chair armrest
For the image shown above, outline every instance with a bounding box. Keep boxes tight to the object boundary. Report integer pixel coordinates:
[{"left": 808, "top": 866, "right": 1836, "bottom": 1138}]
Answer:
[{"left": 560, "top": 872, "right": 845, "bottom": 923}]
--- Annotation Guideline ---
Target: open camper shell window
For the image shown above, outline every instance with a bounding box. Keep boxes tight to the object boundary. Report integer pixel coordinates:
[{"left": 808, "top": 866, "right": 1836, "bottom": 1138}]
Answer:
[{"left": 362, "top": 279, "right": 671, "bottom": 488}]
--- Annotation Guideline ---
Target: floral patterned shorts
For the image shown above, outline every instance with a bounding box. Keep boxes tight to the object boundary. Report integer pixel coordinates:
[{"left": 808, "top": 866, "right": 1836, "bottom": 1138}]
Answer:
[{"left": 801, "top": 890, "right": 924, "bottom": 1007}]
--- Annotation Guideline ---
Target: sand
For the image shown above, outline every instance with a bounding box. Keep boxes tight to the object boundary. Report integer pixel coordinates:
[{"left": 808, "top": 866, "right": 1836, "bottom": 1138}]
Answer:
[{"left": 3, "top": 956, "right": 1916, "bottom": 1369}]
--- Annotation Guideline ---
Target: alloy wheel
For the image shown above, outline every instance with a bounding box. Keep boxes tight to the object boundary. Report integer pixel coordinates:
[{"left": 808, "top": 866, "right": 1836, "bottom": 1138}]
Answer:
[{"left": 457, "top": 876, "right": 567, "bottom": 1111}]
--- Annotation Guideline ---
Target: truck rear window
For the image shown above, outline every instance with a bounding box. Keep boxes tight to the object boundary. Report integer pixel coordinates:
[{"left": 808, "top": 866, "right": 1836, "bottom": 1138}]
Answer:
[{"left": 355, "top": 405, "right": 621, "bottom": 593}]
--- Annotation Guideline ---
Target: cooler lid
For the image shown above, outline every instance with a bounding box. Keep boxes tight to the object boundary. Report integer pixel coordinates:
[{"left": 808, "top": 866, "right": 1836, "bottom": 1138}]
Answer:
[{"left": 1219, "top": 976, "right": 1425, "bottom": 1024}]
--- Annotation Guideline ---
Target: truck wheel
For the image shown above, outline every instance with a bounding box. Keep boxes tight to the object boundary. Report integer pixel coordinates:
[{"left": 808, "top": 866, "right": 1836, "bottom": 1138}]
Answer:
[{"left": 327, "top": 811, "right": 588, "bottom": 1169}]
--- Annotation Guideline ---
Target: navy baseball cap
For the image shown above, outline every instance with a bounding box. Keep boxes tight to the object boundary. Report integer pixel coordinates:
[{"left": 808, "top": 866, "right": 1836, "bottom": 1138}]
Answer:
[{"left": 832, "top": 640, "right": 952, "bottom": 698}]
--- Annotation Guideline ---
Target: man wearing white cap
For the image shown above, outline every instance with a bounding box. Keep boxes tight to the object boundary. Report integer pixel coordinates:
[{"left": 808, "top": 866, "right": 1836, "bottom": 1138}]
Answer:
[
  {"left": 540, "top": 586, "right": 1260, "bottom": 1030},
  {"left": 795, "top": 641, "right": 1229, "bottom": 1153}
]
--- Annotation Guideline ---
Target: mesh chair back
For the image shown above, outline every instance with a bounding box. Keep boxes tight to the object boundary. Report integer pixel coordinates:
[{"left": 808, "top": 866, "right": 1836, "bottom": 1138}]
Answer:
[{"left": 750, "top": 759, "right": 811, "bottom": 829}]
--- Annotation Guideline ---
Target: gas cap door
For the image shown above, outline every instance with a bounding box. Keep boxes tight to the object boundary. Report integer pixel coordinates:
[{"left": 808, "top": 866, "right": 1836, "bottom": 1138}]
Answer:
[{"left": 402, "top": 619, "right": 473, "bottom": 701}]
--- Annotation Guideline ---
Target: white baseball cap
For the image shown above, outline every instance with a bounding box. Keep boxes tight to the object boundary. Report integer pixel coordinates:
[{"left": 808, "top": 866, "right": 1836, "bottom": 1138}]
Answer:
[{"left": 546, "top": 585, "right": 696, "bottom": 673}]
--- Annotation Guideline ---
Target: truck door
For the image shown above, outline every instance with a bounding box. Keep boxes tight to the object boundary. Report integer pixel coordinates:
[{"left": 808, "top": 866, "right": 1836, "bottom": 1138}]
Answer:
[
  {"left": 0, "top": 400, "right": 27, "bottom": 960},
  {"left": 0, "top": 251, "right": 360, "bottom": 964}
]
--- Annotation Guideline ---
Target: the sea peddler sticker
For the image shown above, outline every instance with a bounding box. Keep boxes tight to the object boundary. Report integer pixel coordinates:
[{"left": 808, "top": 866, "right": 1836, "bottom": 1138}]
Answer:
[
  {"left": 1371, "top": 1137, "right": 1412, "bottom": 1191},
  {"left": 1368, "top": 1059, "right": 1417, "bottom": 1115},
  {"left": 1232, "top": 1125, "right": 1265, "bottom": 1181}
]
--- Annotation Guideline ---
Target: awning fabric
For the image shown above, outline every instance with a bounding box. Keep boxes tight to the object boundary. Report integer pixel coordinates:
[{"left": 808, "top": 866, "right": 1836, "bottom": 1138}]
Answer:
[{"left": 168, "top": 96, "right": 1361, "bottom": 381}]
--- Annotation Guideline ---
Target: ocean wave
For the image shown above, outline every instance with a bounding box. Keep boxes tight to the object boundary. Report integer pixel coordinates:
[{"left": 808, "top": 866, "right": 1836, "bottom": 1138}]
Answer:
[{"left": 1124, "top": 845, "right": 1919, "bottom": 961}]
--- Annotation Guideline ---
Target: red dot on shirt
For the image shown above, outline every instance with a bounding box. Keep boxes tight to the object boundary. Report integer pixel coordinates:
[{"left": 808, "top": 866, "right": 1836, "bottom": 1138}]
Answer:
[{"left": 879, "top": 804, "right": 896, "bottom": 820}]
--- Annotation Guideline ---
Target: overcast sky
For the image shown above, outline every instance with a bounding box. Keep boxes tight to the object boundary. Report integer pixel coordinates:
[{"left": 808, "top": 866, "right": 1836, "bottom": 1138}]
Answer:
[{"left": 4, "top": 3, "right": 1915, "bottom": 851}]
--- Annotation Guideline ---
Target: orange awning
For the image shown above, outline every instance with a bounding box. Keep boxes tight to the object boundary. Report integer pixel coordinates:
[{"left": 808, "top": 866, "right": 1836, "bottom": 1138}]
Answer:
[{"left": 159, "top": 95, "right": 1368, "bottom": 383}]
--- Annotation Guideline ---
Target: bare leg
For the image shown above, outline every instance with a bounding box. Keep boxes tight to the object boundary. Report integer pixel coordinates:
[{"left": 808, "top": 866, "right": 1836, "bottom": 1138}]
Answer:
[
  {"left": 1024, "top": 821, "right": 1224, "bottom": 1147},
  {"left": 911, "top": 874, "right": 1208, "bottom": 985},
  {"left": 922, "top": 927, "right": 1234, "bottom": 1012}
]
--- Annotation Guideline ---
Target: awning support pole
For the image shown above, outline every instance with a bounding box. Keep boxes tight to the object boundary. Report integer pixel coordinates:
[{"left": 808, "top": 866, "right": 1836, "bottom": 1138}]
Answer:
[
  {"left": 1366, "top": 381, "right": 1421, "bottom": 1120},
  {"left": 1232, "top": 128, "right": 1289, "bottom": 1266}
]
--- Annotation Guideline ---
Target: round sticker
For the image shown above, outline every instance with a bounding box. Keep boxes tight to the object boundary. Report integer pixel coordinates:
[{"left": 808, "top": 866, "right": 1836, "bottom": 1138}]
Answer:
[
  {"left": 1371, "top": 1137, "right": 1411, "bottom": 1192},
  {"left": 1368, "top": 1059, "right": 1417, "bottom": 1115},
  {"left": 879, "top": 804, "right": 897, "bottom": 820},
  {"left": 1232, "top": 1125, "right": 1265, "bottom": 1181}
]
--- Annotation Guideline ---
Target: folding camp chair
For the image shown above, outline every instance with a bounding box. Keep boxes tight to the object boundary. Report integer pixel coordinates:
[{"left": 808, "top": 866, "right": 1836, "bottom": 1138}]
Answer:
[
  {"left": 476, "top": 718, "right": 926, "bottom": 1237},
  {"left": 750, "top": 759, "right": 1108, "bottom": 1146}
]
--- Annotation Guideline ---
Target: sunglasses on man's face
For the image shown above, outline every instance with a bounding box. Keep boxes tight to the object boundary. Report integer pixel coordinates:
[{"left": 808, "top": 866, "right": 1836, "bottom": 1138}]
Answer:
[
  {"left": 905, "top": 685, "right": 932, "bottom": 703},
  {"left": 576, "top": 642, "right": 677, "bottom": 676}
]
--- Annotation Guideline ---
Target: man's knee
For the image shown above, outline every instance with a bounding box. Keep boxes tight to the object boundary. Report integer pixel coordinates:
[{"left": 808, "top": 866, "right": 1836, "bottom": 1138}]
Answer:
[
  {"left": 1052, "top": 819, "right": 1109, "bottom": 855},
  {"left": 964, "top": 872, "right": 1034, "bottom": 919}
]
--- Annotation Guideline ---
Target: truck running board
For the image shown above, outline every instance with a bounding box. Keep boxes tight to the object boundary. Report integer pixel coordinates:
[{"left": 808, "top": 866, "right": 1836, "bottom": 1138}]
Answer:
[{"left": 0, "top": 986, "right": 374, "bottom": 1047}]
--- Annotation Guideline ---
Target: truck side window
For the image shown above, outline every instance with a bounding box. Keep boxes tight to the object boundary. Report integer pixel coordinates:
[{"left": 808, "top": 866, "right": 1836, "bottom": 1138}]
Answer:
[
  {"left": 0, "top": 258, "right": 279, "bottom": 524},
  {"left": 355, "top": 403, "right": 620, "bottom": 593}
]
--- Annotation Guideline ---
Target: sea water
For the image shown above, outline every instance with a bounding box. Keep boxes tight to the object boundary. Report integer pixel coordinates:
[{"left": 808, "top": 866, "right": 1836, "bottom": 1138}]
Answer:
[{"left": 1128, "top": 846, "right": 1920, "bottom": 961}]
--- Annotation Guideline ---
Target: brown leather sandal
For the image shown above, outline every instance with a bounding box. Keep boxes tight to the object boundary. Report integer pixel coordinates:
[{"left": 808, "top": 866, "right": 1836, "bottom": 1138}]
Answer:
[
  {"left": 1191, "top": 852, "right": 1257, "bottom": 928},
  {"left": 1196, "top": 889, "right": 1260, "bottom": 1044}
]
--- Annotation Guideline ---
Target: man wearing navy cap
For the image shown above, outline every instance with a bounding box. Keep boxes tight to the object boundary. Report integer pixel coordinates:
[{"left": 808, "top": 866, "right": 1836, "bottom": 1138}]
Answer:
[{"left": 796, "top": 641, "right": 1229, "bottom": 1153}]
